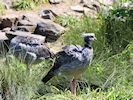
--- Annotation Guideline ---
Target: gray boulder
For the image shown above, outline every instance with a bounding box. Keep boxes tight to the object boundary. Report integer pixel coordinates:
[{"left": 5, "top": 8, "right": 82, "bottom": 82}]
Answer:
[
  {"left": 121, "top": 2, "right": 133, "bottom": 8},
  {"left": 2, "top": 27, "right": 11, "bottom": 32},
  {"left": 12, "top": 26, "right": 35, "bottom": 32},
  {"left": 81, "top": 0, "right": 100, "bottom": 12},
  {"left": 0, "top": 17, "right": 19, "bottom": 30},
  {"left": 81, "top": 0, "right": 114, "bottom": 6},
  {"left": 0, "top": 31, "right": 9, "bottom": 54},
  {"left": 71, "top": 5, "right": 84, "bottom": 13},
  {"left": 49, "top": 0, "right": 62, "bottom": 4},
  {"left": 0, "top": 31, "right": 8, "bottom": 40},
  {"left": 11, "top": 14, "right": 38, "bottom": 32},
  {"left": 17, "top": 20, "right": 34, "bottom": 26},
  {"left": 20, "top": 14, "right": 44, "bottom": 25},
  {"left": 34, "top": 21, "right": 65, "bottom": 42},
  {"left": 39, "top": 9, "right": 58, "bottom": 20},
  {"left": 0, "top": 0, "right": 13, "bottom": 9},
  {"left": 6, "top": 31, "right": 46, "bottom": 43}
]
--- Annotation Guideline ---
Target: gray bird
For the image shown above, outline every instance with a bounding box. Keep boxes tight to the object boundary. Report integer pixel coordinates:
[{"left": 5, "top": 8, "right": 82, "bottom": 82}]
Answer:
[
  {"left": 42, "top": 33, "right": 96, "bottom": 95},
  {"left": 10, "top": 36, "right": 54, "bottom": 75}
]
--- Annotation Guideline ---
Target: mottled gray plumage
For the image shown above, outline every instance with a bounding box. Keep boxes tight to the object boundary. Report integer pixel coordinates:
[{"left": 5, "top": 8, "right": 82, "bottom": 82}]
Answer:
[
  {"left": 55, "top": 45, "right": 93, "bottom": 77},
  {"left": 42, "top": 33, "right": 96, "bottom": 84},
  {"left": 10, "top": 36, "right": 54, "bottom": 65}
]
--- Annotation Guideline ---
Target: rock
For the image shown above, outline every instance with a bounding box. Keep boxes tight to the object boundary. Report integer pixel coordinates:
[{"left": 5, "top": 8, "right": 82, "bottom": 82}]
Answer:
[
  {"left": 19, "top": 14, "right": 58, "bottom": 26},
  {"left": 121, "top": 2, "right": 133, "bottom": 8},
  {"left": 49, "top": 0, "right": 62, "bottom": 4},
  {"left": 99, "top": 0, "right": 114, "bottom": 5},
  {"left": 81, "top": 0, "right": 114, "bottom": 6},
  {"left": 39, "top": 9, "right": 58, "bottom": 20},
  {"left": 0, "top": 31, "right": 8, "bottom": 40},
  {"left": 13, "top": 14, "right": 39, "bottom": 32},
  {"left": 19, "top": 14, "right": 42, "bottom": 26},
  {"left": 80, "top": 0, "right": 100, "bottom": 12},
  {"left": 71, "top": 5, "right": 84, "bottom": 13},
  {"left": 18, "top": 14, "right": 49, "bottom": 26},
  {"left": 13, "top": 14, "right": 62, "bottom": 34},
  {"left": 34, "top": 21, "right": 65, "bottom": 42},
  {"left": 18, "top": 20, "right": 34, "bottom": 26},
  {"left": 0, "top": 17, "right": 19, "bottom": 30},
  {"left": 83, "top": 3, "right": 100, "bottom": 12},
  {"left": 2, "top": 27, "right": 11, "bottom": 32},
  {"left": 0, "top": 31, "right": 9, "bottom": 54},
  {"left": 12, "top": 26, "right": 35, "bottom": 32},
  {"left": 71, "top": 5, "right": 98, "bottom": 18},
  {"left": 0, "top": 0, "right": 13, "bottom": 9},
  {"left": 4, "top": 14, "right": 65, "bottom": 42},
  {"left": 6, "top": 31, "right": 46, "bottom": 43},
  {"left": 83, "top": 7, "right": 97, "bottom": 18},
  {"left": 18, "top": 15, "right": 38, "bottom": 27},
  {"left": 71, "top": 0, "right": 101, "bottom": 17}
]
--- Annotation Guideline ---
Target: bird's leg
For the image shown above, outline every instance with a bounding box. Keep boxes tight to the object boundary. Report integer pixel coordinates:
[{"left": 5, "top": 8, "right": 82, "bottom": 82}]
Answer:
[
  {"left": 27, "top": 64, "right": 32, "bottom": 77},
  {"left": 70, "top": 78, "right": 77, "bottom": 96},
  {"left": 73, "top": 79, "right": 77, "bottom": 96},
  {"left": 29, "top": 65, "right": 32, "bottom": 76}
]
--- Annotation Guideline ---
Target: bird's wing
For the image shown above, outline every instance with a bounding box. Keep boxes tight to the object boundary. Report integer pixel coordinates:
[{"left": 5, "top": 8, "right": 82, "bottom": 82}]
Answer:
[
  {"left": 48, "top": 45, "right": 84, "bottom": 72},
  {"left": 10, "top": 36, "right": 54, "bottom": 59},
  {"left": 17, "top": 43, "right": 54, "bottom": 59},
  {"left": 62, "top": 45, "right": 84, "bottom": 61}
]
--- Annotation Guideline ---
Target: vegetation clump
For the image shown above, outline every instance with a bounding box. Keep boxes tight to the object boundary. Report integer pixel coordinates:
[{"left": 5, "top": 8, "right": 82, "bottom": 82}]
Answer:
[
  {"left": 13, "top": 0, "right": 48, "bottom": 10},
  {"left": 0, "top": 2, "right": 5, "bottom": 15},
  {"left": 101, "top": 5, "right": 133, "bottom": 54}
]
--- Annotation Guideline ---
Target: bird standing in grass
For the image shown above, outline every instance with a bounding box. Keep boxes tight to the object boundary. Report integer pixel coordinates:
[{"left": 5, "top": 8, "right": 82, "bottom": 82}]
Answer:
[
  {"left": 42, "top": 33, "right": 96, "bottom": 95},
  {"left": 10, "top": 36, "right": 54, "bottom": 75}
]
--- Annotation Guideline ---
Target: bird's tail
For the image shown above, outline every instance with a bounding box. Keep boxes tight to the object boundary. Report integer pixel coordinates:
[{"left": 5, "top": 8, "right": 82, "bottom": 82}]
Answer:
[{"left": 42, "top": 71, "right": 54, "bottom": 84}]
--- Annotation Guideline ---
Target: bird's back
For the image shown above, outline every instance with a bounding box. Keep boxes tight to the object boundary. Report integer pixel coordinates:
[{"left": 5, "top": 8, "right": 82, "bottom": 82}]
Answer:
[
  {"left": 47, "top": 45, "right": 93, "bottom": 78},
  {"left": 10, "top": 36, "right": 54, "bottom": 64}
]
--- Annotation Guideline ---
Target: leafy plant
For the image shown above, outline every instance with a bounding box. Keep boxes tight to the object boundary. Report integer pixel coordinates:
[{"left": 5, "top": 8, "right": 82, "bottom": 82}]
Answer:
[
  {"left": 0, "top": 54, "right": 51, "bottom": 100},
  {"left": 13, "top": 0, "right": 49, "bottom": 10},
  {"left": 0, "top": 2, "right": 5, "bottom": 15},
  {"left": 55, "top": 16, "right": 79, "bottom": 27},
  {"left": 33, "top": 0, "right": 49, "bottom": 5},
  {"left": 101, "top": 5, "right": 133, "bottom": 54},
  {"left": 13, "top": 0, "right": 36, "bottom": 10}
]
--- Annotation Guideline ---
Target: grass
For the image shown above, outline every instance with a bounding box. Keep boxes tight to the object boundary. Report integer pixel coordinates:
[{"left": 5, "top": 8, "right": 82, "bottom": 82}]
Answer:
[
  {"left": 13, "top": 0, "right": 49, "bottom": 10},
  {"left": 0, "top": 2, "right": 5, "bottom": 15},
  {"left": 54, "top": 16, "right": 80, "bottom": 27},
  {"left": 0, "top": 54, "right": 52, "bottom": 100},
  {"left": 100, "top": 6, "right": 133, "bottom": 54},
  {"left": 13, "top": 0, "right": 36, "bottom": 10},
  {"left": 0, "top": 2, "right": 133, "bottom": 99}
]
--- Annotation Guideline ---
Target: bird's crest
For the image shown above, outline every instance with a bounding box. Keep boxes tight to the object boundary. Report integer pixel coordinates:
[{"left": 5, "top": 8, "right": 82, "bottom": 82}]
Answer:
[{"left": 81, "top": 33, "right": 95, "bottom": 38}]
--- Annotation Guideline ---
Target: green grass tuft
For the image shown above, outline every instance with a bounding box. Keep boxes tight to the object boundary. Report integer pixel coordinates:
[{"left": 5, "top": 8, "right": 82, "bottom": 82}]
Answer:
[
  {"left": 13, "top": 0, "right": 49, "bottom": 10},
  {"left": 13, "top": 0, "right": 36, "bottom": 10},
  {"left": 0, "top": 2, "right": 5, "bottom": 15},
  {"left": 0, "top": 54, "right": 52, "bottom": 100}
]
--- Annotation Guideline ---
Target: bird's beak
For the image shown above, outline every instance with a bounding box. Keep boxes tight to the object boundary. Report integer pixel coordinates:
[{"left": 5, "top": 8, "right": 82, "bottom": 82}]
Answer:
[{"left": 94, "top": 36, "right": 97, "bottom": 40}]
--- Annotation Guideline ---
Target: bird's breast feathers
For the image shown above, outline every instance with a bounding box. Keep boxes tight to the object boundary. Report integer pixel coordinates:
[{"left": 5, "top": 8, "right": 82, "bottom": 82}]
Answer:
[
  {"left": 63, "top": 45, "right": 93, "bottom": 63},
  {"left": 56, "top": 45, "right": 94, "bottom": 72}
]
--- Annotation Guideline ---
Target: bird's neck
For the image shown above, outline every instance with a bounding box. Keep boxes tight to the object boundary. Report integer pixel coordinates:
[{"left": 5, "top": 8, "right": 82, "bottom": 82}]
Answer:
[{"left": 84, "top": 42, "right": 92, "bottom": 49}]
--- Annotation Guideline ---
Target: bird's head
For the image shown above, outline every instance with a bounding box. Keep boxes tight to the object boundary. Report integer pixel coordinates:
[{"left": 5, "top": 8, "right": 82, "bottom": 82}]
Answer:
[{"left": 82, "top": 33, "right": 97, "bottom": 44}]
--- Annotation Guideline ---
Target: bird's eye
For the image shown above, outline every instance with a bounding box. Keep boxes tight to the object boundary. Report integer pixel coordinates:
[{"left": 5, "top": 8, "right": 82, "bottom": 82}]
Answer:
[{"left": 90, "top": 36, "right": 93, "bottom": 38}]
